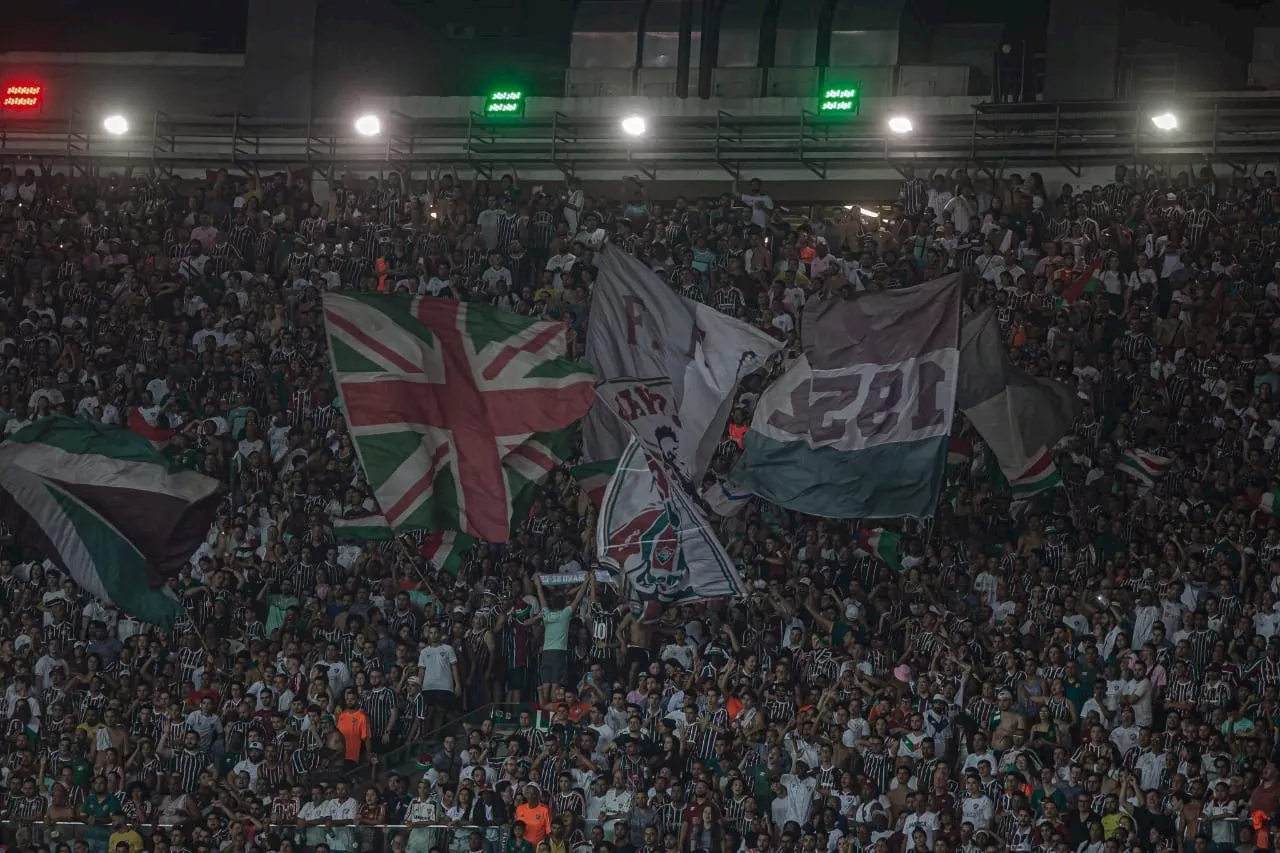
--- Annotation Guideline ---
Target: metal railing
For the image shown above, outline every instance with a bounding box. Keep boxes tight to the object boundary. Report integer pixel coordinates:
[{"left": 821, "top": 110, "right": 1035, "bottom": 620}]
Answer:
[
  {"left": 5, "top": 94, "right": 1280, "bottom": 177},
  {"left": 1, "top": 821, "right": 509, "bottom": 853},
  {"left": 342, "top": 702, "right": 529, "bottom": 785}
]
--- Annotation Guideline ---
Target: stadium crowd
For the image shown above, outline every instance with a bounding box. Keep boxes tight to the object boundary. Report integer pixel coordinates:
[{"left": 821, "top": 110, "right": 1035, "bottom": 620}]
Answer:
[{"left": 0, "top": 156, "right": 1277, "bottom": 853}]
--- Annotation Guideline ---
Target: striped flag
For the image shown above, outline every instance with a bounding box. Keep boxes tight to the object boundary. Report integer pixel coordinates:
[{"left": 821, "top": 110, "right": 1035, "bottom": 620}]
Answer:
[
  {"left": 699, "top": 479, "right": 752, "bottom": 517},
  {"left": 571, "top": 459, "right": 619, "bottom": 510},
  {"left": 0, "top": 417, "right": 222, "bottom": 627},
  {"left": 420, "top": 531, "right": 474, "bottom": 576},
  {"left": 857, "top": 527, "right": 903, "bottom": 572},
  {"left": 177, "top": 257, "right": 203, "bottom": 282},
  {"left": 1062, "top": 257, "right": 1103, "bottom": 304},
  {"left": 331, "top": 512, "right": 396, "bottom": 540},
  {"left": 323, "top": 293, "right": 593, "bottom": 542},
  {"left": 958, "top": 308, "right": 1080, "bottom": 496},
  {"left": 1009, "top": 452, "right": 1061, "bottom": 496},
  {"left": 331, "top": 512, "right": 474, "bottom": 575},
  {"left": 1116, "top": 448, "right": 1171, "bottom": 486},
  {"left": 127, "top": 408, "right": 174, "bottom": 450}
]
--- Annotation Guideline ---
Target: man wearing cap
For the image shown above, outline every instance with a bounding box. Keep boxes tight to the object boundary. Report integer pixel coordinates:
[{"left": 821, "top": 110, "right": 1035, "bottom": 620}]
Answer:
[
  {"left": 230, "top": 741, "right": 265, "bottom": 790},
  {"left": 516, "top": 782, "right": 553, "bottom": 845}
]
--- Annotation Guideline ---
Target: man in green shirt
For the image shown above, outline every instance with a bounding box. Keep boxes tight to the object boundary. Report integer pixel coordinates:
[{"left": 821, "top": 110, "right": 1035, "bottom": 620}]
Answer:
[
  {"left": 80, "top": 775, "right": 121, "bottom": 847},
  {"left": 529, "top": 575, "right": 588, "bottom": 706}
]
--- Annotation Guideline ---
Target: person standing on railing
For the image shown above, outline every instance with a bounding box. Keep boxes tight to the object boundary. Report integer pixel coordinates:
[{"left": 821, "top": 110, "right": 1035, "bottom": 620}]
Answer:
[{"left": 528, "top": 577, "right": 589, "bottom": 707}]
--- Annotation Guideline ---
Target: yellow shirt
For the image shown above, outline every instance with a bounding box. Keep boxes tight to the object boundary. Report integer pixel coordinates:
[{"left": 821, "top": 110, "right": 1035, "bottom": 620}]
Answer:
[{"left": 109, "top": 829, "right": 144, "bottom": 853}]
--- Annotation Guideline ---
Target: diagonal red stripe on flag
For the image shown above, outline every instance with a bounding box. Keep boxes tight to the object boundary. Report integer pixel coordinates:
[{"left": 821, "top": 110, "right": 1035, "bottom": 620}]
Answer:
[
  {"left": 482, "top": 323, "right": 565, "bottom": 382},
  {"left": 385, "top": 443, "right": 450, "bottom": 526},
  {"left": 325, "top": 308, "right": 426, "bottom": 375}
]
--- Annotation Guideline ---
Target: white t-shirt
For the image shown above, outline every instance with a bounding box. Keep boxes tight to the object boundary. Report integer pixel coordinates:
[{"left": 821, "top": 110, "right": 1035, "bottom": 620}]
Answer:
[
  {"left": 481, "top": 267, "right": 513, "bottom": 295},
  {"left": 739, "top": 193, "right": 774, "bottom": 229},
  {"left": 416, "top": 644, "right": 458, "bottom": 691}
]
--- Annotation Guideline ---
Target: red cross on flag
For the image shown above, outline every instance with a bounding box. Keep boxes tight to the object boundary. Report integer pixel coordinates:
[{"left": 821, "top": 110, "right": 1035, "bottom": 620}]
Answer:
[{"left": 323, "top": 293, "right": 595, "bottom": 543}]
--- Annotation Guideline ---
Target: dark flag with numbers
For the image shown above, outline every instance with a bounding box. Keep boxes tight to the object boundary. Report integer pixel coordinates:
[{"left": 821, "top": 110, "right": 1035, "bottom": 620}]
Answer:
[{"left": 733, "top": 273, "right": 964, "bottom": 517}]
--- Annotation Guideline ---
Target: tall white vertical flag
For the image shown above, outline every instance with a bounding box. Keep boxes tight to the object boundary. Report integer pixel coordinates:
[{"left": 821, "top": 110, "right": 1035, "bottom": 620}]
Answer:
[{"left": 585, "top": 245, "right": 784, "bottom": 481}]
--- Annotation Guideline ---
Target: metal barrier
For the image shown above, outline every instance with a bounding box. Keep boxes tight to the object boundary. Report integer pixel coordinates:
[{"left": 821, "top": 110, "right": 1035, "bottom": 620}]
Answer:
[
  {"left": 3, "top": 821, "right": 509, "bottom": 853},
  {"left": 342, "top": 702, "right": 530, "bottom": 785},
  {"left": 4, "top": 94, "right": 1280, "bottom": 178}
]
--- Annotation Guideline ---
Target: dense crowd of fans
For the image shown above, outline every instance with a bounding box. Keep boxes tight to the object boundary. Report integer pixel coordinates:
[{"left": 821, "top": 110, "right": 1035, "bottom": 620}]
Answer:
[{"left": 0, "top": 154, "right": 1277, "bottom": 853}]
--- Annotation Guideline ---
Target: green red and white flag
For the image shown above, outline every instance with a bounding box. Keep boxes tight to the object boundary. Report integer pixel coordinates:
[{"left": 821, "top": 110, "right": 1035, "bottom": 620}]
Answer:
[
  {"left": 598, "top": 437, "right": 746, "bottom": 622},
  {"left": 958, "top": 308, "right": 1080, "bottom": 496},
  {"left": 419, "top": 530, "right": 474, "bottom": 576},
  {"left": 571, "top": 459, "right": 619, "bottom": 510},
  {"left": 331, "top": 511, "right": 396, "bottom": 540},
  {"left": 733, "top": 273, "right": 964, "bottom": 518},
  {"left": 857, "top": 527, "right": 903, "bottom": 572},
  {"left": 1062, "top": 257, "right": 1103, "bottom": 305},
  {"left": 1008, "top": 452, "right": 1061, "bottom": 496},
  {"left": 1116, "top": 448, "right": 1171, "bottom": 486},
  {"left": 127, "top": 408, "right": 174, "bottom": 450},
  {"left": 323, "top": 293, "right": 594, "bottom": 542},
  {"left": 0, "top": 417, "right": 222, "bottom": 627},
  {"left": 332, "top": 511, "right": 474, "bottom": 575}
]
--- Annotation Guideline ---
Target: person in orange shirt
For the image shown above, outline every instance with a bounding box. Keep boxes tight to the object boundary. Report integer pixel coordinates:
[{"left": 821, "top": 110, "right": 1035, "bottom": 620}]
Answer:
[
  {"left": 335, "top": 689, "right": 372, "bottom": 766},
  {"left": 514, "top": 783, "right": 553, "bottom": 845}
]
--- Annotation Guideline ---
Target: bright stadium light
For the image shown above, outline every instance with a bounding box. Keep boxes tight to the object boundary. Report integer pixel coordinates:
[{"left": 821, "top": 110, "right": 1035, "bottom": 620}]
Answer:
[
  {"left": 621, "top": 115, "right": 647, "bottom": 137},
  {"left": 354, "top": 114, "right": 382, "bottom": 136},
  {"left": 887, "top": 116, "right": 914, "bottom": 134},
  {"left": 102, "top": 114, "right": 129, "bottom": 135},
  {"left": 1151, "top": 112, "right": 1178, "bottom": 131}
]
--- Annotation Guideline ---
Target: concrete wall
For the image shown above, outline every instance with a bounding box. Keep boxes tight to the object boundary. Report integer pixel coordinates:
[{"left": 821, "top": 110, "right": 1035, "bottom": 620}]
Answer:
[
  {"left": 1043, "top": 0, "right": 1120, "bottom": 100},
  {"left": 0, "top": 53, "right": 246, "bottom": 117},
  {"left": 243, "top": 0, "right": 317, "bottom": 119}
]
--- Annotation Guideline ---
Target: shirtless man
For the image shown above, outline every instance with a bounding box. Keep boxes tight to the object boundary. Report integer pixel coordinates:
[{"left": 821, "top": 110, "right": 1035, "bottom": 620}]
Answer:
[
  {"left": 990, "top": 688, "right": 1028, "bottom": 752},
  {"left": 616, "top": 608, "right": 653, "bottom": 687}
]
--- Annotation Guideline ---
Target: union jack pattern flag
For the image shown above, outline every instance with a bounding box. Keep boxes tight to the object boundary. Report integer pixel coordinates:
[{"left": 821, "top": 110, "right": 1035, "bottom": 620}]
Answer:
[{"left": 323, "top": 293, "right": 595, "bottom": 542}]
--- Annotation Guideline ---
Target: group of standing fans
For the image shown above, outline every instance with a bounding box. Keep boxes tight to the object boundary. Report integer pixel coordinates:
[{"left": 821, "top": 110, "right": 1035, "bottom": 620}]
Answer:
[{"left": 0, "top": 153, "right": 1277, "bottom": 853}]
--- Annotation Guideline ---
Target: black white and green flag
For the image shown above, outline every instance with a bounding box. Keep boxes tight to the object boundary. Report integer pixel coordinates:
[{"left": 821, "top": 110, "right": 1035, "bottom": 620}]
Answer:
[{"left": 0, "top": 417, "right": 223, "bottom": 627}]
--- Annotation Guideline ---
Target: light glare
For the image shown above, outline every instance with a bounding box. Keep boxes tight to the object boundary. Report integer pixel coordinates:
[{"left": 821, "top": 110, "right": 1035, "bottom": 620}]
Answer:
[
  {"left": 1151, "top": 112, "right": 1178, "bottom": 131},
  {"left": 621, "top": 115, "right": 647, "bottom": 137},
  {"left": 887, "top": 116, "right": 913, "bottom": 134},
  {"left": 103, "top": 114, "right": 128, "bottom": 135},
  {"left": 354, "top": 114, "right": 382, "bottom": 136}
]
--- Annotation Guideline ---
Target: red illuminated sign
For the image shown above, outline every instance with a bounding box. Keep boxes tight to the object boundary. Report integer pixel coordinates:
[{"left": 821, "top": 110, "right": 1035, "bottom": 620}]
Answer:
[{"left": 2, "top": 83, "right": 43, "bottom": 112}]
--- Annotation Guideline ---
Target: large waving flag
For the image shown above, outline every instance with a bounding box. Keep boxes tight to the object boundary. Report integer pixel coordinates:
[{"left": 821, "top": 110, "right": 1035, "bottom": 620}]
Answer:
[
  {"left": 598, "top": 437, "right": 745, "bottom": 621},
  {"left": 733, "top": 273, "right": 964, "bottom": 518},
  {"left": 323, "top": 293, "right": 594, "bottom": 542},
  {"left": 585, "top": 245, "right": 782, "bottom": 482},
  {"left": 957, "top": 307, "right": 1081, "bottom": 496},
  {"left": 0, "top": 417, "right": 222, "bottom": 626}
]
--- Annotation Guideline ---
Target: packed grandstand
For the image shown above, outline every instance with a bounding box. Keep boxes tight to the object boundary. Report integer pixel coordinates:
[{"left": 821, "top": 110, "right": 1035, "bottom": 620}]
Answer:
[{"left": 0, "top": 155, "right": 1275, "bottom": 853}]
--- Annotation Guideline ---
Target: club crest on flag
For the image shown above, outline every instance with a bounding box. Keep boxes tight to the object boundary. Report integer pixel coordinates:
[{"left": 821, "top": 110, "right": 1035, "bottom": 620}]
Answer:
[{"left": 596, "top": 377, "right": 696, "bottom": 495}]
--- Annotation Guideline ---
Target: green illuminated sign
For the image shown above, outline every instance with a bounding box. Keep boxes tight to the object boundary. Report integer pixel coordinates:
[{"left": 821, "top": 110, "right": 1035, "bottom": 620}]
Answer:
[
  {"left": 484, "top": 90, "right": 525, "bottom": 119},
  {"left": 819, "top": 87, "right": 860, "bottom": 114}
]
